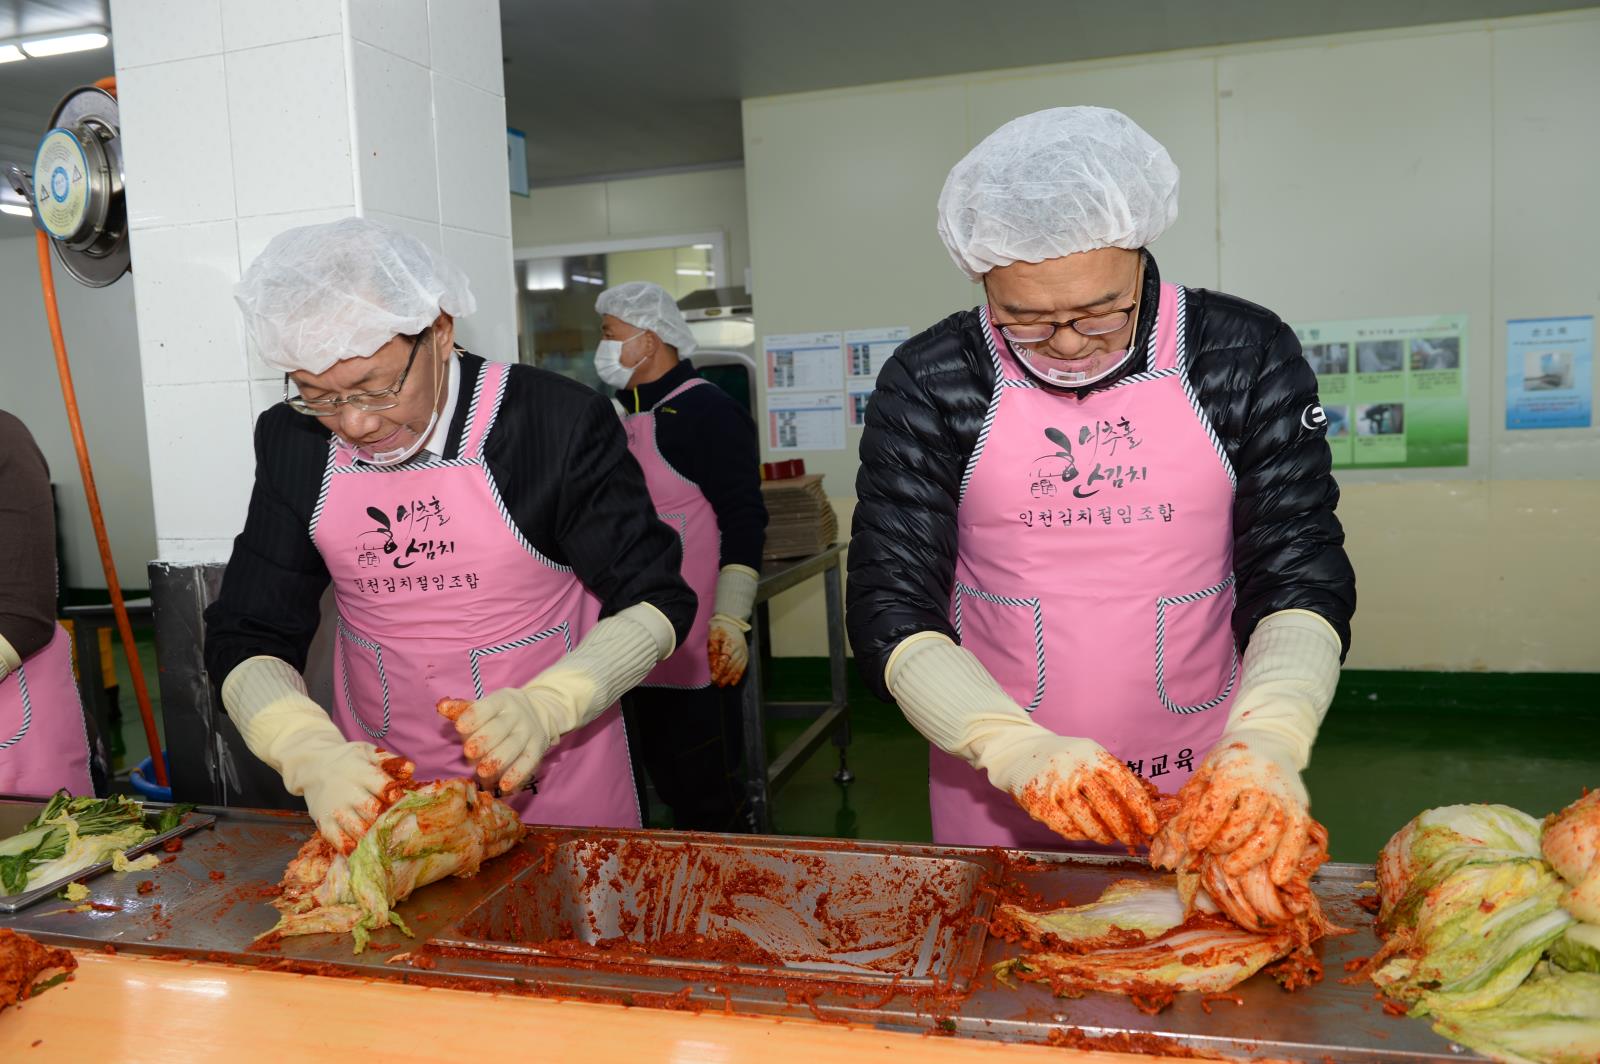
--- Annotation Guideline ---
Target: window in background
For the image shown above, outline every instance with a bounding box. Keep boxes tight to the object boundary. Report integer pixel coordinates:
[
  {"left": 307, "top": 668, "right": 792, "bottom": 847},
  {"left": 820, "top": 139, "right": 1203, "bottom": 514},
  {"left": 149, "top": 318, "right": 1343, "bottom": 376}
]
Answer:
[{"left": 515, "top": 239, "right": 720, "bottom": 390}]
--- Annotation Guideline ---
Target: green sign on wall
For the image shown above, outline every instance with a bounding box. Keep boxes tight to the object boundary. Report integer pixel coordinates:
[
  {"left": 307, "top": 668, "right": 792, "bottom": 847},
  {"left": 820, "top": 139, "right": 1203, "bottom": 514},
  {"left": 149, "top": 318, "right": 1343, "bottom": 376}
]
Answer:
[{"left": 1293, "top": 314, "right": 1469, "bottom": 469}]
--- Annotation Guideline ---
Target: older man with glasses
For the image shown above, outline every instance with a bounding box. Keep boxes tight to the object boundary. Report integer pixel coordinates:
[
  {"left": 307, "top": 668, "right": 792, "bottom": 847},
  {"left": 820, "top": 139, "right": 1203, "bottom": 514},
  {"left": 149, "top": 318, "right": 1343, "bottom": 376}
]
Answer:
[
  {"left": 204, "top": 217, "right": 694, "bottom": 853},
  {"left": 847, "top": 108, "right": 1356, "bottom": 928}
]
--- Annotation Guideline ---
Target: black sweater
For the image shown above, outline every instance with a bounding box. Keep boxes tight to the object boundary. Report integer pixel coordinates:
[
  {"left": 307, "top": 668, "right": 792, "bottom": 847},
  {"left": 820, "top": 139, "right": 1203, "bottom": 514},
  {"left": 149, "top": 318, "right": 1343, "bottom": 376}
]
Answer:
[
  {"left": 615, "top": 360, "right": 768, "bottom": 572},
  {"left": 204, "top": 353, "right": 697, "bottom": 683}
]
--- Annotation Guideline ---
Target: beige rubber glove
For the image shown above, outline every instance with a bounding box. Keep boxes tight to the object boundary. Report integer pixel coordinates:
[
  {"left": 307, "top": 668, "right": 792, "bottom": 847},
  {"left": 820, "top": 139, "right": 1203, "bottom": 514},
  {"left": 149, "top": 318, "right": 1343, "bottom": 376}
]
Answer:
[
  {"left": 707, "top": 564, "right": 758, "bottom": 687},
  {"left": 221, "top": 656, "right": 411, "bottom": 854},
  {"left": 439, "top": 602, "right": 676, "bottom": 794},
  {"left": 886, "top": 631, "right": 1158, "bottom": 847},
  {"left": 0, "top": 632, "right": 18, "bottom": 683},
  {"left": 1172, "top": 610, "right": 1342, "bottom": 887}
]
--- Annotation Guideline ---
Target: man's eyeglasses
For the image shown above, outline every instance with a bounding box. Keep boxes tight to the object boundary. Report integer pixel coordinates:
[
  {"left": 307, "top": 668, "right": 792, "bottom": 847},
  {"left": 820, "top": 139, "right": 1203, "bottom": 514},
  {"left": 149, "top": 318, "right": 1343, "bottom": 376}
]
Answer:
[
  {"left": 284, "top": 331, "right": 426, "bottom": 416},
  {"left": 991, "top": 304, "right": 1137, "bottom": 345}
]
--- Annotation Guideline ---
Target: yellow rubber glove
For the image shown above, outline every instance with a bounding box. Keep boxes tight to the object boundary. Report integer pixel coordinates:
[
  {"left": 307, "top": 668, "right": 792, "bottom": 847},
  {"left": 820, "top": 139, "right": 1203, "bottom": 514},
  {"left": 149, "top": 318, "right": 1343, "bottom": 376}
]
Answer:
[
  {"left": 707, "top": 564, "right": 758, "bottom": 687},
  {"left": 1175, "top": 610, "right": 1342, "bottom": 888},
  {"left": 886, "top": 631, "right": 1157, "bottom": 847},
  {"left": 221, "top": 656, "right": 411, "bottom": 854},
  {"left": 0, "top": 632, "right": 18, "bottom": 683},
  {"left": 439, "top": 603, "right": 675, "bottom": 794}
]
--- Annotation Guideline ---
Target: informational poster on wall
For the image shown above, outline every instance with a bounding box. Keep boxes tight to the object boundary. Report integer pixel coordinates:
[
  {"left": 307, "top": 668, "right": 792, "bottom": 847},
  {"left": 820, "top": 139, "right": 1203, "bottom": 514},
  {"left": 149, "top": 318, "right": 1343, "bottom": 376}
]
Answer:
[
  {"left": 1505, "top": 316, "right": 1592, "bottom": 430},
  {"left": 762, "top": 331, "right": 846, "bottom": 451},
  {"left": 766, "top": 390, "right": 847, "bottom": 451},
  {"left": 1294, "top": 314, "right": 1469, "bottom": 469},
  {"left": 844, "top": 325, "right": 909, "bottom": 426}
]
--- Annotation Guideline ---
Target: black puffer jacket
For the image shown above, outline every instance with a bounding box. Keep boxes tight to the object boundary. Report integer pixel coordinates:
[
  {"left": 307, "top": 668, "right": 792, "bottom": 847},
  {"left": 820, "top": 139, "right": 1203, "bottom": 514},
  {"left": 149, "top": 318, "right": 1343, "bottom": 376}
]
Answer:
[{"left": 847, "top": 252, "right": 1356, "bottom": 701}]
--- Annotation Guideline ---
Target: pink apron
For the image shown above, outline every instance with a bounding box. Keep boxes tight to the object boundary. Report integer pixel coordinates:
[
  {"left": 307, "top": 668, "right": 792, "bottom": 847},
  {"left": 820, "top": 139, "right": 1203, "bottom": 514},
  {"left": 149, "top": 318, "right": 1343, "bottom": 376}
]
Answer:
[
  {"left": 311, "top": 360, "right": 639, "bottom": 828},
  {"left": 932, "top": 283, "right": 1236, "bottom": 848},
  {"left": 623, "top": 378, "right": 718, "bottom": 690},
  {"left": 0, "top": 624, "right": 94, "bottom": 797}
]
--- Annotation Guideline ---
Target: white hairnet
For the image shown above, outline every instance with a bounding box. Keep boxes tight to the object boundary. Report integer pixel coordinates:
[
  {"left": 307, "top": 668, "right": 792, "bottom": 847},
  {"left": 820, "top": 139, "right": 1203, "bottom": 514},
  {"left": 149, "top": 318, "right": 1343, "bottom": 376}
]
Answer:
[
  {"left": 936, "top": 107, "right": 1179, "bottom": 281},
  {"left": 595, "top": 281, "right": 697, "bottom": 356},
  {"left": 235, "top": 216, "right": 476, "bottom": 374}
]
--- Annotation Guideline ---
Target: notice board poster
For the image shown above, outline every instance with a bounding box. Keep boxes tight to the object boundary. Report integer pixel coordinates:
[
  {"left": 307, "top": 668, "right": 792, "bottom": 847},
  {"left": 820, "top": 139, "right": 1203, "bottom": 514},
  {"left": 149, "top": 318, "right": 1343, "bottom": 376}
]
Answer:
[
  {"left": 1293, "top": 314, "right": 1469, "bottom": 469},
  {"left": 1505, "top": 315, "right": 1592, "bottom": 430}
]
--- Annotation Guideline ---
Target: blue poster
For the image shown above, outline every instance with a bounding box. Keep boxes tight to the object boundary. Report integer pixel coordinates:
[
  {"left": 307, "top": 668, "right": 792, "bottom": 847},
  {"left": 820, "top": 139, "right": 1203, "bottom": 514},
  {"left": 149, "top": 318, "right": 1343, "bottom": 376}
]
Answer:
[{"left": 1505, "top": 316, "right": 1592, "bottom": 430}]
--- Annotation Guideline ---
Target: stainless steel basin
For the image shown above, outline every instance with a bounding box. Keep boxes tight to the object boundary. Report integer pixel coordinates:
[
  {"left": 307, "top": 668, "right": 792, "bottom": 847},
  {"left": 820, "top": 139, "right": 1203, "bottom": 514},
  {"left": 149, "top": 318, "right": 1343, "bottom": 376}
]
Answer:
[{"left": 433, "top": 831, "right": 999, "bottom": 988}]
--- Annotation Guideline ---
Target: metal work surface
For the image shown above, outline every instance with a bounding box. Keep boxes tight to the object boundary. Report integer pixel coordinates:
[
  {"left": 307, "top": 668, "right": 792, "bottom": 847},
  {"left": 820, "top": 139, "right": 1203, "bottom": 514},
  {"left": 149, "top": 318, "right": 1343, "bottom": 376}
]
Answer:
[
  {"left": 0, "top": 803, "right": 1485, "bottom": 1061},
  {"left": 0, "top": 800, "right": 215, "bottom": 912}
]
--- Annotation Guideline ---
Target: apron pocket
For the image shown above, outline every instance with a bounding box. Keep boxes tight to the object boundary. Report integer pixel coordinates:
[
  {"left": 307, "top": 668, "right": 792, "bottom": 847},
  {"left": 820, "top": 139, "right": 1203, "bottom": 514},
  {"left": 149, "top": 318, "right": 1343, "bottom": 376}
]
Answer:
[
  {"left": 336, "top": 618, "right": 392, "bottom": 740},
  {"left": 1154, "top": 574, "right": 1240, "bottom": 715},
  {"left": 467, "top": 623, "right": 574, "bottom": 700},
  {"left": 952, "top": 580, "right": 1046, "bottom": 712}
]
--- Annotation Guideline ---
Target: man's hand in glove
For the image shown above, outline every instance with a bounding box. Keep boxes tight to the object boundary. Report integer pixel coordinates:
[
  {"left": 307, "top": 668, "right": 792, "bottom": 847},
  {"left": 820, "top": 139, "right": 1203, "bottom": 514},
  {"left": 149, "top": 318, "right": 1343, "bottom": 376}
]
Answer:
[
  {"left": 707, "top": 615, "right": 750, "bottom": 687},
  {"left": 994, "top": 732, "right": 1160, "bottom": 847},
  {"left": 707, "top": 565, "right": 758, "bottom": 687},
  {"left": 438, "top": 690, "right": 559, "bottom": 795},
  {"left": 1174, "top": 733, "right": 1312, "bottom": 885}
]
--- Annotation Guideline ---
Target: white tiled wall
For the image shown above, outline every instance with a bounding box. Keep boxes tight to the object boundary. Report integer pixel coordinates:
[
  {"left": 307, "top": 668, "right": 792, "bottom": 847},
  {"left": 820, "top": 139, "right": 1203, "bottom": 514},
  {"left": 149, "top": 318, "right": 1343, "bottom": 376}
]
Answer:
[
  {"left": 225, "top": 36, "right": 356, "bottom": 217},
  {"left": 116, "top": 56, "right": 237, "bottom": 229},
  {"left": 218, "top": 0, "right": 342, "bottom": 52},
  {"left": 107, "top": 0, "right": 223, "bottom": 69},
  {"left": 349, "top": 0, "right": 430, "bottom": 66},
  {"left": 427, "top": 0, "right": 504, "bottom": 97},
  {"left": 352, "top": 41, "right": 440, "bottom": 224},
  {"left": 127, "top": 220, "right": 245, "bottom": 387},
  {"left": 442, "top": 226, "right": 515, "bottom": 359},
  {"left": 109, "top": 0, "right": 513, "bottom": 563},
  {"left": 142, "top": 380, "right": 256, "bottom": 542},
  {"left": 432, "top": 74, "right": 513, "bottom": 237}
]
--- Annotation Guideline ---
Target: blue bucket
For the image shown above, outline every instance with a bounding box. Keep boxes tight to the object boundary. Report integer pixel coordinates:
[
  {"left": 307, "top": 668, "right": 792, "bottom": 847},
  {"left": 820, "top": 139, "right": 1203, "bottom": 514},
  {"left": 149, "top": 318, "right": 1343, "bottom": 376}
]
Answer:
[{"left": 130, "top": 752, "right": 172, "bottom": 802}]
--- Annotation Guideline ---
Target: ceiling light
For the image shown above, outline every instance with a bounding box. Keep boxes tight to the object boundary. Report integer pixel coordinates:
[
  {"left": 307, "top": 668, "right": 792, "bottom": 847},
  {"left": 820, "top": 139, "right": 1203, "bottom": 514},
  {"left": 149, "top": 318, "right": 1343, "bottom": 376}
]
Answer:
[
  {"left": 0, "top": 44, "right": 25, "bottom": 63},
  {"left": 691, "top": 243, "right": 713, "bottom": 251},
  {"left": 21, "top": 30, "right": 109, "bottom": 57},
  {"left": 1, "top": 203, "right": 32, "bottom": 217}
]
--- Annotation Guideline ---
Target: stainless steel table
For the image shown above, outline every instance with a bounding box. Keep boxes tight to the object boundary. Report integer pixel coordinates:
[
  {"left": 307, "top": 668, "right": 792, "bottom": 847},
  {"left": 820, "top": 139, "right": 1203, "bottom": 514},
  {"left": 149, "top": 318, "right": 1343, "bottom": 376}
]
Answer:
[
  {"left": 740, "top": 543, "right": 851, "bottom": 832},
  {"left": 0, "top": 798, "right": 1487, "bottom": 1062}
]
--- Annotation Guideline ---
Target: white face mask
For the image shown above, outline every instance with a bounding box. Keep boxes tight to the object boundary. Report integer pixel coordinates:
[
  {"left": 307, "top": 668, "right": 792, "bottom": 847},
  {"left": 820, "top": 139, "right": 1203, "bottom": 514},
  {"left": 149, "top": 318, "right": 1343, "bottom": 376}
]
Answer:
[
  {"left": 594, "top": 332, "right": 645, "bottom": 389},
  {"left": 353, "top": 408, "right": 439, "bottom": 466},
  {"left": 352, "top": 335, "right": 445, "bottom": 466},
  {"left": 1012, "top": 313, "right": 1140, "bottom": 389}
]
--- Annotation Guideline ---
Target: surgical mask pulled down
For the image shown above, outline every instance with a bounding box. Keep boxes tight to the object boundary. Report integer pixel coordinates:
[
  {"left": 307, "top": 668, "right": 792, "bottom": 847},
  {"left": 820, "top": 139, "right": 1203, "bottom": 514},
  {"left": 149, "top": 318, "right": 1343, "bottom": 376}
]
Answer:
[
  {"left": 594, "top": 332, "right": 645, "bottom": 389},
  {"left": 354, "top": 335, "right": 445, "bottom": 467},
  {"left": 1009, "top": 322, "right": 1139, "bottom": 389}
]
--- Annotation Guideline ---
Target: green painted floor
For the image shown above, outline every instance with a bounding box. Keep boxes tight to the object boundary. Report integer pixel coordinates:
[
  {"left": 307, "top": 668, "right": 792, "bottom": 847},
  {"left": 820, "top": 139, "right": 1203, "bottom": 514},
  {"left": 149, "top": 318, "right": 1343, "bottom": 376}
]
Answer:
[
  {"left": 100, "top": 636, "right": 1596, "bottom": 866},
  {"left": 758, "top": 660, "right": 1598, "bottom": 865}
]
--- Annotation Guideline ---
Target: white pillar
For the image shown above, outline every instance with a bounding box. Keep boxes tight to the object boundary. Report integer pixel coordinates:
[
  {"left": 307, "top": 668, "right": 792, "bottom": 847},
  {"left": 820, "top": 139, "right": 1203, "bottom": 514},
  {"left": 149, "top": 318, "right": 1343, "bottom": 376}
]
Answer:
[{"left": 109, "top": 0, "right": 515, "bottom": 565}]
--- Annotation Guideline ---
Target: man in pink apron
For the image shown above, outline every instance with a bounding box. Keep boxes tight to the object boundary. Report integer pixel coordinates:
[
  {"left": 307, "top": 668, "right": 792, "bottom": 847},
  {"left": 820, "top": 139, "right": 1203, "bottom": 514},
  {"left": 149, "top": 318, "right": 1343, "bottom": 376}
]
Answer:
[
  {"left": 591, "top": 282, "right": 767, "bottom": 832},
  {"left": 0, "top": 411, "right": 94, "bottom": 797},
  {"left": 847, "top": 108, "right": 1355, "bottom": 926},
  {"left": 206, "top": 219, "right": 697, "bottom": 853}
]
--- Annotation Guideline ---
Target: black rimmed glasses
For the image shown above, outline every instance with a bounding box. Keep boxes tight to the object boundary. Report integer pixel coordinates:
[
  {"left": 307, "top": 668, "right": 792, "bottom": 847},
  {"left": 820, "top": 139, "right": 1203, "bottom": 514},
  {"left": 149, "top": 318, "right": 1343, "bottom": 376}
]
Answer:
[
  {"left": 991, "top": 302, "right": 1138, "bottom": 345},
  {"left": 284, "top": 330, "right": 427, "bottom": 416}
]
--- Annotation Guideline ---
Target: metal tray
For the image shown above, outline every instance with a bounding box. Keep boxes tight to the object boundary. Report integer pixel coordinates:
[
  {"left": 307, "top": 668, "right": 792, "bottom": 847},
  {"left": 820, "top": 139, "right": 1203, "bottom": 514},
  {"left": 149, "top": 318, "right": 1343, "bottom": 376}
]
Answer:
[
  {"left": 0, "top": 796, "right": 216, "bottom": 912},
  {"left": 434, "top": 831, "right": 1001, "bottom": 988}
]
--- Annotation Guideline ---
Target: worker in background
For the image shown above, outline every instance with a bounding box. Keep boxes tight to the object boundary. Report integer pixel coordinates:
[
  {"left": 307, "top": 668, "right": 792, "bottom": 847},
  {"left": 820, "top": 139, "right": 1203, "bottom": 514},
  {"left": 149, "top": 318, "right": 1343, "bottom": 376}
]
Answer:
[
  {"left": 847, "top": 108, "right": 1356, "bottom": 924},
  {"left": 595, "top": 282, "right": 767, "bottom": 832},
  {"left": 0, "top": 410, "right": 93, "bottom": 796},
  {"left": 205, "top": 218, "right": 696, "bottom": 853}
]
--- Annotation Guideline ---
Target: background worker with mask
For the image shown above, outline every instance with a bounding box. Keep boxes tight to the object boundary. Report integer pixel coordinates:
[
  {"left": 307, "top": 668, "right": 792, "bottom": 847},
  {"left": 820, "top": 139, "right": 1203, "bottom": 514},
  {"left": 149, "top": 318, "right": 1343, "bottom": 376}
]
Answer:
[
  {"left": 847, "top": 107, "right": 1356, "bottom": 927},
  {"left": 204, "top": 218, "right": 696, "bottom": 853},
  {"left": 594, "top": 282, "right": 767, "bottom": 832}
]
